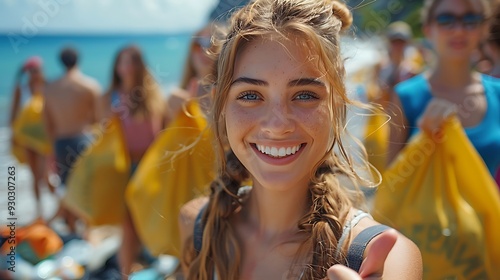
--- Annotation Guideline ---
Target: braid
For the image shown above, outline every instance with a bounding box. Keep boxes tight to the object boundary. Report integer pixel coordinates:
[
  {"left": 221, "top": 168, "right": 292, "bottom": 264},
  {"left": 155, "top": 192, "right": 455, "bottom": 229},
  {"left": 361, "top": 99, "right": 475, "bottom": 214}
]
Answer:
[
  {"left": 297, "top": 157, "right": 352, "bottom": 279},
  {"left": 186, "top": 150, "right": 249, "bottom": 280}
]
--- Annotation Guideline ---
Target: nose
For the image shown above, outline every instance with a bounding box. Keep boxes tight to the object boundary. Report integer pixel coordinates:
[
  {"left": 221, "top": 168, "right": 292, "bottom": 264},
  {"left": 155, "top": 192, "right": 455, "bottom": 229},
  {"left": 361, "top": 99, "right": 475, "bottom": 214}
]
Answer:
[
  {"left": 259, "top": 101, "right": 295, "bottom": 137},
  {"left": 448, "top": 22, "right": 468, "bottom": 33}
]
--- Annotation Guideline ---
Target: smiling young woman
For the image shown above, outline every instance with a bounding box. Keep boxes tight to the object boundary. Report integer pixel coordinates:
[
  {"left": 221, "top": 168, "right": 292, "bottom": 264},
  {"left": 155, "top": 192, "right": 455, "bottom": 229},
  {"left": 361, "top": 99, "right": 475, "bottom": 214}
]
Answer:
[{"left": 178, "top": 0, "right": 422, "bottom": 279}]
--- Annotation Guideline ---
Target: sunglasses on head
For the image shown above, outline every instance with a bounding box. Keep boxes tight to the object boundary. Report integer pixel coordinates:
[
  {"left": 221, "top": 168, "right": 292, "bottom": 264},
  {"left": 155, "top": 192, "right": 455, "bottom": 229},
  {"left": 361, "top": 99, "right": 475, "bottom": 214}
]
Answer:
[
  {"left": 434, "top": 13, "right": 484, "bottom": 30},
  {"left": 194, "top": 37, "right": 211, "bottom": 50}
]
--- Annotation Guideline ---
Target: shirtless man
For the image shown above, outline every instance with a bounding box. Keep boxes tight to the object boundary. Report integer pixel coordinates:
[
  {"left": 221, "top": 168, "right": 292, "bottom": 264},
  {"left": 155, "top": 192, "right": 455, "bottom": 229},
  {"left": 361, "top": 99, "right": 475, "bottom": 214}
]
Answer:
[{"left": 44, "top": 47, "right": 101, "bottom": 187}]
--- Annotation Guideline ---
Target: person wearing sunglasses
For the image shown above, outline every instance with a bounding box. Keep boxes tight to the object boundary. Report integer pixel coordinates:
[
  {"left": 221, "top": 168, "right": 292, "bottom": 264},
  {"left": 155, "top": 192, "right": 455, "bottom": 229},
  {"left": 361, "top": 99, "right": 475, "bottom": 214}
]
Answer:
[
  {"left": 165, "top": 24, "right": 216, "bottom": 125},
  {"left": 388, "top": 0, "right": 500, "bottom": 180}
]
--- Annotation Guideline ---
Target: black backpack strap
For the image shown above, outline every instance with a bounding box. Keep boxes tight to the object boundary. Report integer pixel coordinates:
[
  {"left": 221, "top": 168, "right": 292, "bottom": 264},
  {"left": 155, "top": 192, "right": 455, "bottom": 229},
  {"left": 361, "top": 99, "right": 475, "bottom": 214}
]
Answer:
[
  {"left": 346, "top": 224, "right": 391, "bottom": 273},
  {"left": 193, "top": 203, "right": 208, "bottom": 253}
]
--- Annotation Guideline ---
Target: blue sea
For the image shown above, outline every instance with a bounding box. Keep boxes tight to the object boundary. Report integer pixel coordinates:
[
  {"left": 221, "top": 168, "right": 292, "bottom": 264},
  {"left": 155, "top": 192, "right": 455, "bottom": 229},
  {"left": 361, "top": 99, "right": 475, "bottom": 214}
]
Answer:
[
  {"left": 0, "top": 33, "right": 195, "bottom": 127},
  {"left": 0, "top": 32, "right": 382, "bottom": 129}
]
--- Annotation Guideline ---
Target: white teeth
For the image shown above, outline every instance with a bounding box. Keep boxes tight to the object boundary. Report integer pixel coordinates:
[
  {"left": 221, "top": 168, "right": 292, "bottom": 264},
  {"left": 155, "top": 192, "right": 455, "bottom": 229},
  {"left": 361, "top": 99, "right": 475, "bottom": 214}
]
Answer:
[{"left": 255, "top": 144, "right": 302, "bottom": 158}]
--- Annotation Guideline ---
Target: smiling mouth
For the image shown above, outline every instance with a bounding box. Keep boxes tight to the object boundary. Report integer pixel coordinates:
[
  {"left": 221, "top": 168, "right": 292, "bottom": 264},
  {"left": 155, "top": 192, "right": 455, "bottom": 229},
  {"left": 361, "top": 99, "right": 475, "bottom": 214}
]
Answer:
[{"left": 254, "top": 143, "right": 304, "bottom": 158}]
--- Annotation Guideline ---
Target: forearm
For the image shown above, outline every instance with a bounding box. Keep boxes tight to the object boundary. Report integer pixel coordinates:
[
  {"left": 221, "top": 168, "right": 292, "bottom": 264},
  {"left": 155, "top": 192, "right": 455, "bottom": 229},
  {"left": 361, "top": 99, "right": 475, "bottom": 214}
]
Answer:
[
  {"left": 9, "top": 86, "right": 21, "bottom": 126},
  {"left": 42, "top": 104, "right": 55, "bottom": 144}
]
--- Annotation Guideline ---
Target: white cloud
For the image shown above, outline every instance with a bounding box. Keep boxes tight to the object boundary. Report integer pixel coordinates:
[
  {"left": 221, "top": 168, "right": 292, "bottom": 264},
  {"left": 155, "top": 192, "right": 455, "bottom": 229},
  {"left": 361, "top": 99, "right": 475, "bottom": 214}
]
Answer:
[{"left": 0, "top": 0, "right": 219, "bottom": 34}]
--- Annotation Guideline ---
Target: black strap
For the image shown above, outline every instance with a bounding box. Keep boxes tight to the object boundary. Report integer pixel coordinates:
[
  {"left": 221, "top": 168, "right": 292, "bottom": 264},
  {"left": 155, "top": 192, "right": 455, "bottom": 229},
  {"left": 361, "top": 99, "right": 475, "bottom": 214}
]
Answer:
[
  {"left": 346, "top": 224, "right": 391, "bottom": 273},
  {"left": 193, "top": 204, "right": 208, "bottom": 253}
]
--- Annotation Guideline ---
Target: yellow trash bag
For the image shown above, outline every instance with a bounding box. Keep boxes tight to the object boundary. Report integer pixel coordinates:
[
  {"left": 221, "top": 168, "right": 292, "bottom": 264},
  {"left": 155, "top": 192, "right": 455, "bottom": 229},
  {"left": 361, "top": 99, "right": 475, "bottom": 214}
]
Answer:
[
  {"left": 63, "top": 116, "right": 130, "bottom": 226},
  {"left": 11, "top": 93, "right": 52, "bottom": 156},
  {"left": 126, "top": 100, "right": 216, "bottom": 257},
  {"left": 363, "top": 82, "right": 389, "bottom": 178},
  {"left": 373, "top": 117, "right": 500, "bottom": 280},
  {"left": 363, "top": 109, "right": 389, "bottom": 179}
]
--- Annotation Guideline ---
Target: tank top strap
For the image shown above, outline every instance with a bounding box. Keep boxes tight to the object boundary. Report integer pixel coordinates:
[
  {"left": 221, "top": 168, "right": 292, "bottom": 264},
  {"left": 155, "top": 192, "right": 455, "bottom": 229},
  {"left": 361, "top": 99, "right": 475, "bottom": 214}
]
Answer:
[{"left": 334, "top": 210, "right": 373, "bottom": 259}]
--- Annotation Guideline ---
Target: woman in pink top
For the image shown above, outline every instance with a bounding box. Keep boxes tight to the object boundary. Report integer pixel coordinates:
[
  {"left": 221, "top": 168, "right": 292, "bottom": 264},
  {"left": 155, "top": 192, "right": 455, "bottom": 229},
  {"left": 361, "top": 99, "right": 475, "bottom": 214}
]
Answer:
[{"left": 100, "top": 45, "right": 166, "bottom": 278}]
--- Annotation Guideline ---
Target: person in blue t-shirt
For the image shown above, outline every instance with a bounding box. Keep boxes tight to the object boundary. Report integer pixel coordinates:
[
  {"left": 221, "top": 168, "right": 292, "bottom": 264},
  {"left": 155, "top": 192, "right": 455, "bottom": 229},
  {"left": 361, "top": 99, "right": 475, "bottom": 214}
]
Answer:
[{"left": 388, "top": 0, "right": 500, "bottom": 177}]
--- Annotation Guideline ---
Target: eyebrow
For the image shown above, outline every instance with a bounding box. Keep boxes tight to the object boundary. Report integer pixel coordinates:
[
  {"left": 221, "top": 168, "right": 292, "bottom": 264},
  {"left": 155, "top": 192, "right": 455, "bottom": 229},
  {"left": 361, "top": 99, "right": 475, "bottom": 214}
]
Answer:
[
  {"left": 230, "top": 77, "right": 326, "bottom": 88},
  {"left": 289, "top": 78, "right": 325, "bottom": 87},
  {"left": 231, "top": 77, "right": 268, "bottom": 86}
]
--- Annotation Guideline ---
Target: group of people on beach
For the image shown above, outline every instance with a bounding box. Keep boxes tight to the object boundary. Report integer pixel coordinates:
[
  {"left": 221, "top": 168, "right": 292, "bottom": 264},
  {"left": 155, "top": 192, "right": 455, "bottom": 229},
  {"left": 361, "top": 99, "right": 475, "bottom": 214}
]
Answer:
[{"left": 6, "top": 0, "right": 500, "bottom": 279}]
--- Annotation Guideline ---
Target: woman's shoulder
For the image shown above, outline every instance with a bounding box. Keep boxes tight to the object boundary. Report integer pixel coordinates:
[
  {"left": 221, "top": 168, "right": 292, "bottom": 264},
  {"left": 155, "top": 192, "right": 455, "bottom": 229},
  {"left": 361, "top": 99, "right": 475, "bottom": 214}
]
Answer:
[
  {"left": 394, "top": 73, "right": 427, "bottom": 96},
  {"left": 178, "top": 197, "right": 209, "bottom": 240}
]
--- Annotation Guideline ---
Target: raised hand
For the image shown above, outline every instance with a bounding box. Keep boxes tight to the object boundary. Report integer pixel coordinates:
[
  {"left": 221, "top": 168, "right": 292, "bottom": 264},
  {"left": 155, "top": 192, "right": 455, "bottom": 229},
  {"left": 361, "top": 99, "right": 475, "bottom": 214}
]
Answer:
[
  {"left": 326, "top": 229, "right": 398, "bottom": 280},
  {"left": 417, "top": 97, "right": 457, "bottom": 138}
]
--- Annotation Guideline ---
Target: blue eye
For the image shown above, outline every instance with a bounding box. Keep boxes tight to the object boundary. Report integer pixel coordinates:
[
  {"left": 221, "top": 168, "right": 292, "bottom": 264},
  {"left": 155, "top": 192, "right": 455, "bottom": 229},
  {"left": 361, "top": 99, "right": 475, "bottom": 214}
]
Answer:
[
  {"left": 237, "top": 91, "right": 261, "bottom": 101},
  {"left": 295, "top": 92, "right": 318, "bottom": 100}
]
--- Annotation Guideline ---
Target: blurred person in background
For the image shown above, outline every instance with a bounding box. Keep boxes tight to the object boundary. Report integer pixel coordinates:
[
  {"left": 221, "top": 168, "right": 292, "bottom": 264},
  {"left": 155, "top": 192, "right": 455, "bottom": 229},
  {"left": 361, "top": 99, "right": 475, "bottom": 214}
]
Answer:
[
  {"left": 44, "top": 47, "right": 101, "bottom": 234},
  {"left": 388, "top": 0, "right": 500, "bottom": 177},
  {"left": 378, "top": 21, "right": 423, "bottom": 100},
  {"left": 9, "top": 56, "right": 53, "bottom": 220},
  {"left": 125, "top": 24, "right": 218, "bottom": 279},
  {"left": 362, "top": 21, "right": 423, "bottom": 180},
  {"left": 99, "top": 45, "right": 166, "bottom": 278},
  {"left": 44, "top": 47, "right": 101, "bottom": 189},
  {"left": 165, "top": 24, "right": 215, "bottom": 125},
  {"left": 484, "top": 2, "right": 500, "bottom": 186}
]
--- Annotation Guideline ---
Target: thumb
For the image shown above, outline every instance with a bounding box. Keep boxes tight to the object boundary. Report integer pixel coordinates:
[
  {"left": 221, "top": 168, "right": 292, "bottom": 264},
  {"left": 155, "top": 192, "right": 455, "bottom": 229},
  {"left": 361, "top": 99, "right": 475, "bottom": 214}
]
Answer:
[
  {"left": 358, "top": 229, "right": 398, "bottom": 279},
  {"left": 327, "top": 264, "right": 362, "bottom": 280}
]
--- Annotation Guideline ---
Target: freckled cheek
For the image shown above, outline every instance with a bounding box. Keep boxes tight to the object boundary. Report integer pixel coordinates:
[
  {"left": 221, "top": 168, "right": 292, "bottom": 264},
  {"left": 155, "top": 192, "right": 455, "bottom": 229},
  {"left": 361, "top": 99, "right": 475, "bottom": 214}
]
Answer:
[
  {"left": 226, "top": 105, "right": 249, "bottom": 121},
  {"left": 298, "top": 108, "right": 332, "bottom": 146},
  {"left": 225, "top": 105, "right": 255, "bottom": 137}
]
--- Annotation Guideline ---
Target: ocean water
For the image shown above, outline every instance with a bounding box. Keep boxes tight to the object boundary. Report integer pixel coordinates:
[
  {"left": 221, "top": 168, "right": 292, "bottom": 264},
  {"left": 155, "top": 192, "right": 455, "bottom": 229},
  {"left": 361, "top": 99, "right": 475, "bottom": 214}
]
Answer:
[
  {"left": 0, "top": 33, "right": 194, "bottom": 127},
  {"left": 0, "top": 33, "right": 382, "bottom": 128}
]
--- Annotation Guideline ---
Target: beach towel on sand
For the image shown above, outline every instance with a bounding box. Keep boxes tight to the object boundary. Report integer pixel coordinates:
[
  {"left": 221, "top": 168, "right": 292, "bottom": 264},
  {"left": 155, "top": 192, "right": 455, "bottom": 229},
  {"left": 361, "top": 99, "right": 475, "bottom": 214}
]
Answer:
[
  {"left": 373, "top": 116, "right": 500, "bottom": 280},
  {"left": 11, "top": 93, "right": 52, "bottom": 158},
  {"left": 1, "top": 221, "right": 63, "bottom": 265},
  {"left": 126, "top": 100, "right": 216, "bottom": 257},
  {"left": 63, "top": 116, "right": 130, "bottom": 225}
]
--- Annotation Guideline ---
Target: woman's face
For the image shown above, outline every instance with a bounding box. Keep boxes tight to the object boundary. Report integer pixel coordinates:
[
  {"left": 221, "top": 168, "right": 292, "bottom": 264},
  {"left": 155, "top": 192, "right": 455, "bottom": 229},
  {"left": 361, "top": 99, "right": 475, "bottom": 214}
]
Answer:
[
  {"left": 28, "top": 67, "right": 43, "bottom": 84},
  {"left": 191, "top": 28, "right": 213, "bottom": 79},
  {"left": 116, "top": 51, "right": 135, "bottom": 82},
  {"left": 424, "top": 0, "right": 485, "bottom": 60},
  {"left": 224, "top": 37, "right": 334, "bottom": 191}
]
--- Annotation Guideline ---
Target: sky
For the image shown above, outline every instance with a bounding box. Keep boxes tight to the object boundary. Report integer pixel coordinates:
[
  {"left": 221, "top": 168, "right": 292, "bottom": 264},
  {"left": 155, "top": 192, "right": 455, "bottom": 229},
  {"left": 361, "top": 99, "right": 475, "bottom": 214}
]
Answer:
[{"left": 0, "top": 0, "right": 219, "bottom": 34}]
